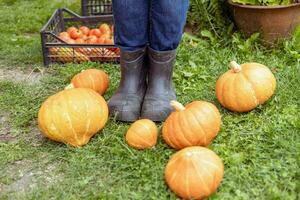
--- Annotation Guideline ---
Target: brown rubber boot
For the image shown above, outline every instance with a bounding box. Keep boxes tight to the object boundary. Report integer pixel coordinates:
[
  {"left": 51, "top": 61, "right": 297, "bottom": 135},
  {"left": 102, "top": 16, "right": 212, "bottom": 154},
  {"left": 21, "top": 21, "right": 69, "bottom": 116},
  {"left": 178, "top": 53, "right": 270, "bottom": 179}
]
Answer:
[
  {"left": 108, "top": 48, "right": 147, "bottom": 122},
  {"left": 140, "top": 47, "right": 177, "bottom": 122}
]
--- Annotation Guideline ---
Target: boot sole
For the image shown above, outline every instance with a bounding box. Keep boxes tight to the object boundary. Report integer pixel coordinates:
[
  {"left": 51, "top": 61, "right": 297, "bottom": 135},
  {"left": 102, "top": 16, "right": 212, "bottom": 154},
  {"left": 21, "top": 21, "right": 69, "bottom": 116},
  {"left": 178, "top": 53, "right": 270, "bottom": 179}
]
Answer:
[
  {"left": 140, "top": 115, "right": 167, "bottom": 122},
  {"left": 110, "top": 110, "right": 140, "bottom": 122}
]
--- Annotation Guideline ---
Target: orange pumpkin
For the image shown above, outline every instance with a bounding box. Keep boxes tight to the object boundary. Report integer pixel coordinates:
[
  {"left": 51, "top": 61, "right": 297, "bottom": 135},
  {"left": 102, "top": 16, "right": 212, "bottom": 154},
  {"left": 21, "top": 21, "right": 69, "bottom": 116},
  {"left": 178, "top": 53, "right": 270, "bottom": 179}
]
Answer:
[
  {"left": 216, "top": 61, "right": 277, "bottom": 112},
  {"left": 65, "top": 69, "right": 109, "bottom": 95},
  {"left": 165, "top": 146, "right": 224, "bottom": 199},
  {"left": 38, "top": 88, "right": 108, "bottom": 147},
  {"left": 126, "top": 119, "right": 158, "bottom": 149},
  {"left": 162, "top": 101, "right": 221, "bottom": 150}
]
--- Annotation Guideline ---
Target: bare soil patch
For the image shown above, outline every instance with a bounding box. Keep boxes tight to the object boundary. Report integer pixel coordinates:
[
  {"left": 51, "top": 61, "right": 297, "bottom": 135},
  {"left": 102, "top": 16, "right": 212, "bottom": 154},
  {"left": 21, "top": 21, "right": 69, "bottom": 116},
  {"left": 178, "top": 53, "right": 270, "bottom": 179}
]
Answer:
[
  {"left": 0, "top": 67, "right": 44, "bottom": 84},
  {"left": 0, "top": 155, "right": 63, "bottom": 196},
  {"left": 0, "top": 112, "right": 16, "bottom": 142},
  {"left": 27, "top": 122, "right": 47, "bottom": 147}
]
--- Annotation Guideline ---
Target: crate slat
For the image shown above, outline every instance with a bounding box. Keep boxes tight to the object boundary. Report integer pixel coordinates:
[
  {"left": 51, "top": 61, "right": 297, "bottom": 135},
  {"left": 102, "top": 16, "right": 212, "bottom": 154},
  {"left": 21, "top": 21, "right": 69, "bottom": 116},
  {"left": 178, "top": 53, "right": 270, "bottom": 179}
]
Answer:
[{"left": 82, "top": 0, "right": 113, "bottom": 16}]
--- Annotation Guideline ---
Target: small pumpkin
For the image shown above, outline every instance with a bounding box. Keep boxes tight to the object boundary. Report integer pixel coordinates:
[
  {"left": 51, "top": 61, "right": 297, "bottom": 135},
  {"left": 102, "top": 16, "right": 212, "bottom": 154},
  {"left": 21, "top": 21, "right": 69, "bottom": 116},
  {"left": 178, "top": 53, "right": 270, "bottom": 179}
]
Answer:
[
  {"left": 162, "top": 101, "right": 221, "bottom": 150},
  {"left": 126, "top": 119, "right": 158, "bottom": 149},
  {"left": 216, "top": 61, "right": 277, "bottom": 112},
  {"left": 165, "top": 146, "right": 224, "bottom": 200},
  {"left": 65, "top": 69, "right": 109, "bottom": 95},
  {"left": 38, "top": 88, "right": 108, "bottom": 147}
]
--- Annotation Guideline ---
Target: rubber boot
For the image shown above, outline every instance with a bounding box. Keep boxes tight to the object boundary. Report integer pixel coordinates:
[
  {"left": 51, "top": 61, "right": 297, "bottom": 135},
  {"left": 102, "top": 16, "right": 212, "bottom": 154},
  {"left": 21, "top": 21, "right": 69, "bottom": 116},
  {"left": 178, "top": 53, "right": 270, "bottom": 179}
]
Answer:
[
  {"left": 108, "top": 48, "right": 147, "bottom": 122},
  {"left": 140, "top": 47, "right": 177, "bottom": 121}
]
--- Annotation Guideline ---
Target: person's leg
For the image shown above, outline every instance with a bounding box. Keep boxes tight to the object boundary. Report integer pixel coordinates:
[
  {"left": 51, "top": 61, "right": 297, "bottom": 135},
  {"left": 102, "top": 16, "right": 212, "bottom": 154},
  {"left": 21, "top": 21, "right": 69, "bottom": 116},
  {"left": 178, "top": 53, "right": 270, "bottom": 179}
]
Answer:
[
  {"left": 141, "top": 0, "right": 189, "bottom": 121},
  {"left": 112, "top": 0, "right": 149, "bottom": 51},
  {"left": 149, "top": 0, "right": 189, "bottom": 51},
  {"left": 109, "top": 0, "right": 149, "bottom": 121}
]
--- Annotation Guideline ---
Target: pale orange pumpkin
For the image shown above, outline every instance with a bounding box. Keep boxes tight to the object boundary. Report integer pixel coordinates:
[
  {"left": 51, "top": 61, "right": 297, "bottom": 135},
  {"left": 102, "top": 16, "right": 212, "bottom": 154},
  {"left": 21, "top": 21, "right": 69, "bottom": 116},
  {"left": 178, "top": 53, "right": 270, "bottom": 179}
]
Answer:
[
  {"left": 38, "top": 88, "right": 108, "bottom": 147},
  {"left": 126, "top": 119, "right": 158, "bottom": 150},
  {"left": 216, "top": 61, "right": 277, "bottom": 112},
  {"left": 165, "top": 146, "right": 224, "bottom": 199},
  {"left": 65, "top": 69, "right": 109, "bottom": 95},
  {"left": 162, "top": 101, "right": 221, "bottom": 150}
]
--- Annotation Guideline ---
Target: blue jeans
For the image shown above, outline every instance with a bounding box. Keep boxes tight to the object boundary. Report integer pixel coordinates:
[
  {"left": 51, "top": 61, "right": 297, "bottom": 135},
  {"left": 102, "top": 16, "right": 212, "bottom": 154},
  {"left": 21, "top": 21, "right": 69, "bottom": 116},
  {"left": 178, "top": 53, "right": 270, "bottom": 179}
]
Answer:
[{"left": 112, "top": 0, "right": 189, "bottom": 52}]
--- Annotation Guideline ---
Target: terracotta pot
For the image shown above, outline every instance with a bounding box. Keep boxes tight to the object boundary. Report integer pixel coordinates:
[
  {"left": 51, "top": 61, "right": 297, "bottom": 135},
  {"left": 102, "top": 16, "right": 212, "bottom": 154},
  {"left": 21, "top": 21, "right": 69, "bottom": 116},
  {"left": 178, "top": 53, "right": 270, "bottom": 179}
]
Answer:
[{"left": 228, "top": 0, "right": 300, "bottom": 44}]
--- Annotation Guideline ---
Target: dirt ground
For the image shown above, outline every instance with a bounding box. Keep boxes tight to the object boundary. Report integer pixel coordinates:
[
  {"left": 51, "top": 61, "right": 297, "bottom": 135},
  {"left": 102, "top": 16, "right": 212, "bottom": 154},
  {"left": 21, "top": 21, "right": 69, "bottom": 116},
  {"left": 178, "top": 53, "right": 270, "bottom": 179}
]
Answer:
[
  {"left": 0, "top": 156, "right": 62, "bottom": 196},
  {"left": 0, "top": 67, "right": 44, "bottom": 85}
]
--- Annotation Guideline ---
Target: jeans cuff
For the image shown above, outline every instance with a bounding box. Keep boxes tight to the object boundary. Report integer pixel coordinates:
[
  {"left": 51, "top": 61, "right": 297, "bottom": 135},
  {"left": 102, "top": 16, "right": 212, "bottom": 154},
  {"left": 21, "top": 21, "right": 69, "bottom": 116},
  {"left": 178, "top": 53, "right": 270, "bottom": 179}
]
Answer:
[{"left": 148, "top": 46, "right": 177, "bottom": 54}]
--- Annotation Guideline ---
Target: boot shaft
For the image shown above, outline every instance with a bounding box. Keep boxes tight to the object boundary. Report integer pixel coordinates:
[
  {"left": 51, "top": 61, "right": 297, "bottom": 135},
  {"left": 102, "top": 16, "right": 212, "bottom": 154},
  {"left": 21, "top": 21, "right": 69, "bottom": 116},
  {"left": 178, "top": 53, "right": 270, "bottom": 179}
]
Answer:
[
  {"left": 147, "top": 47, "right": 176, "bottom": 94},
  {"left": 119, "top": 48, "right": 147, "bottom": 93}
]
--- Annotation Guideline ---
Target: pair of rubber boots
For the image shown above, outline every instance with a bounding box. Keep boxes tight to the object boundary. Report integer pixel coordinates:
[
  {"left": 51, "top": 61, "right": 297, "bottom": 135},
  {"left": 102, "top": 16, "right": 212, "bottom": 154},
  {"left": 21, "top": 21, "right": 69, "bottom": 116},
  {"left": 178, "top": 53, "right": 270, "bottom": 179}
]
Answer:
[{"left": 108, "top": 47, "right": 176, "bottom": 122}]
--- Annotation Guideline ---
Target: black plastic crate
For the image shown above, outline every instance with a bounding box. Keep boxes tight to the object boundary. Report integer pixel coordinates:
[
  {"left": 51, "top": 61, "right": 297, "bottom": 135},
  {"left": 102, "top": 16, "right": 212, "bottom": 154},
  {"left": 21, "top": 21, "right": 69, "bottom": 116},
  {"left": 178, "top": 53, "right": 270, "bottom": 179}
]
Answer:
[
  {"left": 82, "top": 0, "right": 112, "bottom": 16},
  {"left": 40, "top": 8, "right": 119, "bottom": 66}
]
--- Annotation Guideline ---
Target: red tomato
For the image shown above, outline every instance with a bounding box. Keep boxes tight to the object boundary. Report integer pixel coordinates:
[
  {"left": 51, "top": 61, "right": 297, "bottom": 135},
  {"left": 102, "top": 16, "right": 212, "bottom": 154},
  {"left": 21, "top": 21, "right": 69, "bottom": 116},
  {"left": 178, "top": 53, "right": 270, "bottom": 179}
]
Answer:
[
  {"left": 104, "top": 38, "right": 114, "bottom": 45},
  {"left": 59, "top": 32, "right": 70, "bottom": 39},
  {"left": 59, "top": 35, "right": 70, "bottom": 42},
  {"left": 79, "top": 26, "right": 90, "bottom": 35},
  {"left": 99, "top": 24, "right": 111, "bottom": 35},
  {"left": 99, "top": 34, "right": 111, "bottom": 40},
  {"left": 59, "top": 35, "right": 68, "bottom": 41},
  {"left": 65, "top": 38, "right": 76, "bottom": 44},
  {"left": 75, "top": 38, "right": 85, "bottom": 44},
  {"left": 81, "top": 35, "right": 88, "bottom": 41},
  {"left": 86, "top": 35, "right": 98, "bottom": 44},
  {"left": 97, "top": 37, "right": 106, "bottom": 44},
  {"left": 89, "top": 29, "right": 102, "bottom": 37},
  {"left": 67, "top": 27, "right": 77, "bottom": 34},
  {"left": 69, "top": 30, "right": 83, "bottom": 39}
]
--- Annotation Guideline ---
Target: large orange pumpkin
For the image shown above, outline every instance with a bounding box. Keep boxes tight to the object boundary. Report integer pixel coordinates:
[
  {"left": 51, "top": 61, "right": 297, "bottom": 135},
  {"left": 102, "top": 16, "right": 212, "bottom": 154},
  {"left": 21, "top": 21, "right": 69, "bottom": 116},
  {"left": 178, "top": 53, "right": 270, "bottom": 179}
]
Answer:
[
  {"left": 216, "top": 61, "right": 277, "bottom": 112},
  {"left": 38, "top": 88, "right": 108, "bottom": 147},
  {"left": 126, "top": 119, "right": 158, "bottom": 150},
  {"left": 165, "top": 146, "right": 224, "bottom": 199},
  {"left": 162, "top": 101, "right": 221, "bottom": 150},
  {"left": 65, "top": 69, "right": 109, "bottom": 95}
]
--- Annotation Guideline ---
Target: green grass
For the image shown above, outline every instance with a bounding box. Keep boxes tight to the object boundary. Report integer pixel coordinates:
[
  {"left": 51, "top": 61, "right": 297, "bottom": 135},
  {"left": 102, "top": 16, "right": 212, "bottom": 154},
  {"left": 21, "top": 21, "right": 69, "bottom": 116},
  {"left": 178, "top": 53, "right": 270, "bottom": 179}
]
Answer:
[{"left": 0, "top": 0, "right": 299, "bottom": 199}]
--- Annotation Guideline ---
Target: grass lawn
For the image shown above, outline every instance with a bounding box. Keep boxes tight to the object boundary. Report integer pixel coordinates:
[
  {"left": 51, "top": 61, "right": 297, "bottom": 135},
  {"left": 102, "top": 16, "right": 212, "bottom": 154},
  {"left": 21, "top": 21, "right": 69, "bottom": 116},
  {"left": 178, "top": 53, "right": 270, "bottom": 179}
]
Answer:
[{"left": 0, "top": 0, "right": 299, "bottom": 199}]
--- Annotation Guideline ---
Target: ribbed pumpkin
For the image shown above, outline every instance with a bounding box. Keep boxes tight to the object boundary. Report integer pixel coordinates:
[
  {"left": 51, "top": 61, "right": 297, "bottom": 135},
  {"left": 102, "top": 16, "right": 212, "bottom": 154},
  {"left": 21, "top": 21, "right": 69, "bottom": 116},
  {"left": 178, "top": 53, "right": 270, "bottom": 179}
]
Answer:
[
  {"left": 126, "top": 119, "right": 158, "bottom": 150},
  {"left": 162, "top": 101, "right": 221, "bottom": 150},
  {"left": 216, "top": 61, "right": 276, "bottom": 112},
  {"left": 165, "top": 146, "right": 224, "bottom": 199},
  {"left": 38, "top": 88, "right": 108, "bottom": 147},
  {"left": 65, "top": 69, "right": 109, "bottom": 95}
]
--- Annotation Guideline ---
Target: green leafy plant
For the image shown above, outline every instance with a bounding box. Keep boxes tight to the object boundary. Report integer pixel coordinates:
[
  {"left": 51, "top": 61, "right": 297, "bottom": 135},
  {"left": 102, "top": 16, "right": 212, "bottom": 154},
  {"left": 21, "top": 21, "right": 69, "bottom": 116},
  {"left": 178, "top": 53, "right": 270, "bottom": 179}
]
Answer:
[
  {"left": 284, "top": 24, "right": 300, "bottom": 59},
  {"left": 232, "top": 0, "right": 294, "bottom": 5},
  {"left": 292, "top": 25, "right": 300, "bottom": 51},
  {"left": 187, "top": 0, "right": 233, "bottom": 39},
  {"left": 232, "top": 32, "right": 261, "bottom": 53}
]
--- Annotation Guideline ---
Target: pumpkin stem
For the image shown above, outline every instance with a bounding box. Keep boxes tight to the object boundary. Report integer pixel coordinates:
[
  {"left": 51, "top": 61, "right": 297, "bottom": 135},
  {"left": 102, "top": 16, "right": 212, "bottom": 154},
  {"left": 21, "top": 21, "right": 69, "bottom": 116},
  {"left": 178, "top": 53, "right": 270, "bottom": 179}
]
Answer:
[
  {"left": 230, "top": 61, "right": 242, "bottom": 73},
  {"left": 65, "top": 83, "right": 74, "bottom": 90},
  {"left": 170, "top": 101, "right": 186, "bottom": 111}
]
